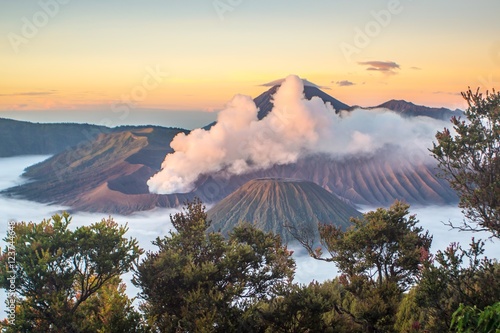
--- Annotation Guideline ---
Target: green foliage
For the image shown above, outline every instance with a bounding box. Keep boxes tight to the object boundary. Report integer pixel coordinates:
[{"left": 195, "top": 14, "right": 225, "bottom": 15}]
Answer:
[
  {"left": 431, "top": 88, "right": 500, "bottom": 238},
  {"left": 0, "top": 212, "right": 142, "bottom": 332},
  {"left": 298, "top": 200, "right": 432, "bottom": 332},
  {"left": 76, "top": 276, "right": 149, "bottom": 333},
  {"left": 394, "top": 288, "right": 429, "bottom": 333},
  {"left": 451, "top": 302, "right": 500, "bottom": 333},
  {"left": 416, "top": 239, "right": 500, "bottom": 331},
  {"left": 133, "top": 198, "right": 296, "bottom": 332},
  {"left": 254, "top": 279, "right": 365, "bottom": 333},
  {"left": 425, "top": 88, "right": 500, "bottom": 331},
  {"left": 319, "top": 200, "right": 432, "bottom": 291}
]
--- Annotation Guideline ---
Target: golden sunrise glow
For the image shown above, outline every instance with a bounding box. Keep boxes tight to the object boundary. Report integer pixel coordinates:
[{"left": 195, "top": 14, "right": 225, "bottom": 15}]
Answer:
[{"left": 1, "top": 1, "right": 499, "bottom": 113}]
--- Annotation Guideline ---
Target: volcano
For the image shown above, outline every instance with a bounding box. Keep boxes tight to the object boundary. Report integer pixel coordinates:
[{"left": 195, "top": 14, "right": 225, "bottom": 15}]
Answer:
[
  {"left": 207, "top": 178, "right": 362, "bottom": 243},
  {"left": 254, "top": 78, "right": 350, "bottom": 119},
  {"left": 3, "top": 79, "right": 458, "bottom": 214},
  {"left": 203, "top": 78, "right": 350, "bottom": 130}
]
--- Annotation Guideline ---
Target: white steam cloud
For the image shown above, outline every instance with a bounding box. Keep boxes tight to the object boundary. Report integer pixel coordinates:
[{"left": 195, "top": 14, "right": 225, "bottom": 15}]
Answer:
[{"left": 147, "top": 75, "right": 450, "bottom": 195}]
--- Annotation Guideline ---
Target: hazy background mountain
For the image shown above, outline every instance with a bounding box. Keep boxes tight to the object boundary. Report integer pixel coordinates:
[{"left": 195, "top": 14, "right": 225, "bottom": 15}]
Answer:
[
  {"left": 0, "top": 110, "right": 218, "bottom": 131},
  {"left": 366, "top": 100, "right": 464, "bottom": 120},
  {"left": 0, "top": 118, "right": 111, "bottom": 157}
]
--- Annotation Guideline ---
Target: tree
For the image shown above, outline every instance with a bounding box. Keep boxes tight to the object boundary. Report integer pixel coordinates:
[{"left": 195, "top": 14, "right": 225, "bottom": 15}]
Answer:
[
  {"left": 427, "top": 87, "right": 500, "bottom": 331},
  {"left": 295, "top": 200, "right": 432, "bottom": 332},
  {"left": 75, "top": 276, "right": 149, "bottom": 333},
  {"left": 451, "top": 301, "right": 500, "bottom": 333},
  {"left": 133, "top": 199, "right": 295, "bottom": 333},
  {"left": 431, "top": 88, "right": 500, "bottom": 238},
  {"left": 416, "top": 239, "right": 500, "bottom": 331},
  {"left": 256, "top": 279, "right": 365, "bottom": 333},
  {"left": 394, "top": 288, "right": 429, "bottom": 333},
  {"left": 0, "top": 213, "right": 142, "bottom": 332}
]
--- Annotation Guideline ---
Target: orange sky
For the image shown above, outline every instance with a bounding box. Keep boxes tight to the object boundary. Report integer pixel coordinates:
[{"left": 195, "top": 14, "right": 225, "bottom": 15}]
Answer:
[{"left": 1, "top": 0, "right": 499, "bottom": 115}]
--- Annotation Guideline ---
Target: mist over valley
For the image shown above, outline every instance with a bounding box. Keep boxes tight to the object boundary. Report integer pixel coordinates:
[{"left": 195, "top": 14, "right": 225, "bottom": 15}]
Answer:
[{"left": 1, "top": 155, "right": 498, "bottom": 317}]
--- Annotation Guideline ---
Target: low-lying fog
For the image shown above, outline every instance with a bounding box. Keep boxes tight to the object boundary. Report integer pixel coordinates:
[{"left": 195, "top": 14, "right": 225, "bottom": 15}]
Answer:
[{"left": 1, "top": 156, "right": 498, "bottom": 316}]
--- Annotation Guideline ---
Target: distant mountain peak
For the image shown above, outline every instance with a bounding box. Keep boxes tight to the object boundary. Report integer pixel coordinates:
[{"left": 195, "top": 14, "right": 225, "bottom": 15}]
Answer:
[
  {"left": 260, "top": 78, "right": 330, "bottom": 90},
  {"left": 254, "top": 81, "right": 350, "bottom": 120},
  {"left": 370, "top": 99, "right": 463, "bottom": 120},
  {"left": 385, "top": 99, "right": 415, "bottom": 105}
]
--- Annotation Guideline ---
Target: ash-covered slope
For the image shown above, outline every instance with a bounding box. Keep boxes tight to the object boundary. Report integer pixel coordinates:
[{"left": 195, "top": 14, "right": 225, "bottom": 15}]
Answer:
[
  {"left": 3, "top": 143, "right": 457, "bottom": 214},
  {"left": 2, "top": 127, "right": 195, "bottom": 214},
  {"left": 207, "top": 178, "right": 362, "bottom": 243},
  {"left": 239, "top": 152, "right": 457, "bottom": 206}
]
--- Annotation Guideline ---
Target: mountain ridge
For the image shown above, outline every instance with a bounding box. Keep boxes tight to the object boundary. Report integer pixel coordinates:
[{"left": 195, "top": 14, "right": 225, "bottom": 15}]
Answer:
[
  {"left": 254, "top": 85, "right": 351, "bottom": 120},
  {"left": 0, "top": 118, "right": 112, "bottom": 157},
  {"left": 367, "top": 99, "right": 463, "bottom": 120}
]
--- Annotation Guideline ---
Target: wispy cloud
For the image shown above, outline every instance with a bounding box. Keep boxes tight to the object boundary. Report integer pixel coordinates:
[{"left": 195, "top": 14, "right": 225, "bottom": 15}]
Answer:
[
  {"left": 410, "top": 66, "right": 422, "bottom": 70},
  {"left": 334, "top": 80, "right": 355, "bottom": 87},
  {"left": 358, "top": 61, "right": 400, "bottom": 74},
  {"left": 0, "top": 91, "right": 57, "bottom": 97},
  {"left": 433, "top": 91, "right": 461, "bottom": 96}
]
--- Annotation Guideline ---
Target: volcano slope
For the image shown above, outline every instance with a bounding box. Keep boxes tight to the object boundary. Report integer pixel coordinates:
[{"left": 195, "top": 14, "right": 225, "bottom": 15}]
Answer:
[
  {"left": 2, "top": 126, "right": 198, "bottom": 214},
  {"left": 2, "top": 138, "right": 456, "bottom": 214},
  {"left": 207, "top": 178, "right": 363, "bottom": 243}
]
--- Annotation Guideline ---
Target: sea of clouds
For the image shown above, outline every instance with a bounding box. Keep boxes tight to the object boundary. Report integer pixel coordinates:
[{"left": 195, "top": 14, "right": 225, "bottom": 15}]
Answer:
[{"left": 1, "top": 155, "right": 499, "bottom": 318}]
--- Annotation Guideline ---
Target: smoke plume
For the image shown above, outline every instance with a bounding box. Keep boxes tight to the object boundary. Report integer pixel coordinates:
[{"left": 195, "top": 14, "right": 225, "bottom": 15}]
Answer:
[{"left": 147, "top": 75, "right": 449, "bottom": 194}]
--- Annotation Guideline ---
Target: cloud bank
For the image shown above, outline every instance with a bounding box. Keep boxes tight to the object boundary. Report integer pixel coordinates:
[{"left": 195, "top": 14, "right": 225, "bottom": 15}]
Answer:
[{"left": 147, "top": 75, "right": 449, "bottom": 195}]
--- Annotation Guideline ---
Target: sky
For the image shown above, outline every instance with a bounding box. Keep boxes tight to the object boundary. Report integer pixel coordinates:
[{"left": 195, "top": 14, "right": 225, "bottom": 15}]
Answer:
[{"left": 1, "top": 0, "right": 500, "bottom": 125}]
